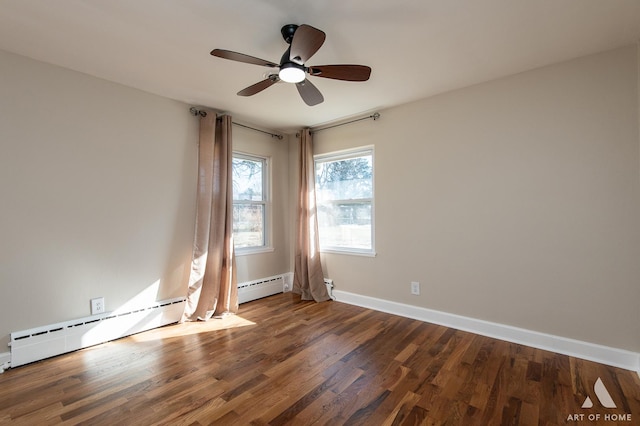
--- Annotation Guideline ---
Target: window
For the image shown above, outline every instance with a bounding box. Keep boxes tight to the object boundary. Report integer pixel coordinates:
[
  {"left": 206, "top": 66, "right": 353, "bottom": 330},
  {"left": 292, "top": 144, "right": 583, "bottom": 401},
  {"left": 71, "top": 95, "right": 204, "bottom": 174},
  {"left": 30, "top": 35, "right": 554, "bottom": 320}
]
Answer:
[
  {"left": 232, "top": 153, "right": 269, "bottom": 252},
  {"left": 315, "top": 147, "right": 374, "bottom": 255}
]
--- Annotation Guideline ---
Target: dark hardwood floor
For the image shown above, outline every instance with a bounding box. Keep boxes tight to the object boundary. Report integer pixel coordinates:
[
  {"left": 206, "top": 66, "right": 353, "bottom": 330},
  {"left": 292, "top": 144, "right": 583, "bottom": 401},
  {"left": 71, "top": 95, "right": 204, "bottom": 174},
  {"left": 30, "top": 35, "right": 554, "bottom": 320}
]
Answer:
[{"left": 0, "top": 293, "right": 638, "bottom": 425}]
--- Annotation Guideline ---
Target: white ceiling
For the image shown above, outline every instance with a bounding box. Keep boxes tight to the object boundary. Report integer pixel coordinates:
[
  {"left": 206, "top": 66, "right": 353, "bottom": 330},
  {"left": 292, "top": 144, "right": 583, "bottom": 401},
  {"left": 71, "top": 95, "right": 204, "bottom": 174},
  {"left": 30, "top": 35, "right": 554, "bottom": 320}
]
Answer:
[{"left": 1, "top": 0, "right": 640, "bottom": 132}]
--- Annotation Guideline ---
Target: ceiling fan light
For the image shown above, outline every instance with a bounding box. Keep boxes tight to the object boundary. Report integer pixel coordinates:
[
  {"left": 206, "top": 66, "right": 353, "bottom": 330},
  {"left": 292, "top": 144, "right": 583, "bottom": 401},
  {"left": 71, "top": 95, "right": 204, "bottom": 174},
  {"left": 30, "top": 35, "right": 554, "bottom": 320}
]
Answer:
[{"left": 279, "top": 63, "right": 305, "bottom": 83}]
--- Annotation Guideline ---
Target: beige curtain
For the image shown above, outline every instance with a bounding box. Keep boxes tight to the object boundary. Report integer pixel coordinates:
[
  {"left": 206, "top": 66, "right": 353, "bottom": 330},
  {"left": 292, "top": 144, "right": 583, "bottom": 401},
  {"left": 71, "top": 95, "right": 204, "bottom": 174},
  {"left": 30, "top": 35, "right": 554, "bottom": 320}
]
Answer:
[
  {"left": 293, "top": 129, "right": 330, "bottom": 302},
  {"left": 183, "top": 114, "right": 238, "bottom": 321}
]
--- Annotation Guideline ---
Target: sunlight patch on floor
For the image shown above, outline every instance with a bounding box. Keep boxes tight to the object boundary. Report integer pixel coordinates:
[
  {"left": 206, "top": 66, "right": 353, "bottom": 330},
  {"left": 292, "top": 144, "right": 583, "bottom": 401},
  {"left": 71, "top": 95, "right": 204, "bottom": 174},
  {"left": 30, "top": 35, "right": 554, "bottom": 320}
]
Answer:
[{"left": 130, "top": 314, "right": 257, "bottom": 342}]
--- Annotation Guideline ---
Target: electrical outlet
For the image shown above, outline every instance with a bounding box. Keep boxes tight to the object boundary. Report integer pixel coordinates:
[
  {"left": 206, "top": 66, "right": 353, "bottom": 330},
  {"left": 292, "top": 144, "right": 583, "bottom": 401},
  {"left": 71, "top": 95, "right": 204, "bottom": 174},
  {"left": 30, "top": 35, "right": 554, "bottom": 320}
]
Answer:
[
  {"left": 91, "top": 297, "right": 105, "bottom": 315},
  {"left": 410, "top": 281, "right": 420, "bottom": 295}
]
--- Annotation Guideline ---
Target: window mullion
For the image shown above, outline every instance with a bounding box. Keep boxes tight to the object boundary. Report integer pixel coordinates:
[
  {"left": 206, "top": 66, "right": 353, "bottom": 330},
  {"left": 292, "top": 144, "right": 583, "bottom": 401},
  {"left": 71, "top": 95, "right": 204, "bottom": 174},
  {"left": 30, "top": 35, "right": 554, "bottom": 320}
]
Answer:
[{"left": 318, "top": 198, "right": 372, "bottom": 205}]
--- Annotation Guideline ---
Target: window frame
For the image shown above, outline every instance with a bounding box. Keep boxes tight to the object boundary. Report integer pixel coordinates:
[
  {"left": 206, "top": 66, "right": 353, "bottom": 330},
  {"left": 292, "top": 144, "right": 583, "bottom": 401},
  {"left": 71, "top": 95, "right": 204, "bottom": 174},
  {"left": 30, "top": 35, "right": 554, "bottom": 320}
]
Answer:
[
  {"left": 314, "top": 146, "right": 376, "bottom": 257},
  {"left": 232, "top": 152, "right": 273, "bottom": 255}
]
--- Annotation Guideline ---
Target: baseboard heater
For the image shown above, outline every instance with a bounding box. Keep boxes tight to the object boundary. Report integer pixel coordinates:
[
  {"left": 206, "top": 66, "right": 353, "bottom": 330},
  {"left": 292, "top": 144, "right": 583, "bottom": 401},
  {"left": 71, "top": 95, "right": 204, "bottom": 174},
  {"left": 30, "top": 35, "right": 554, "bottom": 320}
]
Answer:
[
  {"left": 238, "top": 274, "right": 286, "bottom": 304},
  {"left": 9, "top": 297, "right": 186, "bottom": 368},
  {"left": 237, "top": 274, "right": 331, "bottom": 302},
  {"left": 8, "top": 275, "right": 287, "bottom": 369}
]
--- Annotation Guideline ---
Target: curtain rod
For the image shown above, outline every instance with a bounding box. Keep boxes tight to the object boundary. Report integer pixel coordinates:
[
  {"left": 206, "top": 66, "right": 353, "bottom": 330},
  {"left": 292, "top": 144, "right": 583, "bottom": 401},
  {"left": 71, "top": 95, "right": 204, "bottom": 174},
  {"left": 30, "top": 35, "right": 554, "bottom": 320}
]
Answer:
[
  {"left": 189, "top": 107, "right": 283, "bottom": 140},
  {"left": 310, "top": 112, "right": 380, "bottom": 134},
  {"left": 232, "top": 122, "right": 284, "bottom": 140}
]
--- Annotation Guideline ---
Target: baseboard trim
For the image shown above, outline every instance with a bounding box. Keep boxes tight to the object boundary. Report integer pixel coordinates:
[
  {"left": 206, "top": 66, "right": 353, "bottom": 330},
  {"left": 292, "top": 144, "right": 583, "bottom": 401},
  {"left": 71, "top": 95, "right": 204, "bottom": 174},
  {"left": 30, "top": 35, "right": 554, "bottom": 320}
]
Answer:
[{"left": 333, "top": 290, "right": 640, "bottom": 373}]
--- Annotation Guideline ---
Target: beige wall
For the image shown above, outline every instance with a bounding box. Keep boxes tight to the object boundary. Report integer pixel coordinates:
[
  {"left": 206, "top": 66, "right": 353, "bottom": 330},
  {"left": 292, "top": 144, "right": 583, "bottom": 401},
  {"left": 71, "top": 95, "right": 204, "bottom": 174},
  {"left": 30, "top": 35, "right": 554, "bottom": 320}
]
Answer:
[
  {"left": 313, "top": 45, "right": 640, "bottom": 352},
  {"left": 0, "top": 50, "right": 198, "bottom": 350},
  {"left": 233, "top": 126, "right": 291, "bottom": 282}
]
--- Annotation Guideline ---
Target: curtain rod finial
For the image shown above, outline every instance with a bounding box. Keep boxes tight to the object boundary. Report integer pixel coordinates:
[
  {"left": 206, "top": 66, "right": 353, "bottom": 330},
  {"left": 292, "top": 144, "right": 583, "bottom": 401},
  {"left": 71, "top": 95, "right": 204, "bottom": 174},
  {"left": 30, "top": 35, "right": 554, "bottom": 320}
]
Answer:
[{"left": 189, "top": 107, "right": 207, "bottom": 117}]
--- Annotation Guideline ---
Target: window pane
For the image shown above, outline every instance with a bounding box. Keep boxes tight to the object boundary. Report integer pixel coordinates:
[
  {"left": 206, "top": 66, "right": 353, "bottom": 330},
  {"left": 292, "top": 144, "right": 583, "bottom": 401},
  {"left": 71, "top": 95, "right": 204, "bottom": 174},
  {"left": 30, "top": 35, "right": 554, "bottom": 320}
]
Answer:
[
  {"left": 317, "top": 202, "right": 372, "bottom": 250},
  {"left": 233, "top": 204, "right": 264, "bottom": 248},
  {"left": 233, "top": 158, "right": 263, "bottom": 201},
  {"left": 316, "top": 155, "right": 372, "bottom": 202},
  {"left": 315, "top": 150, "right": 374, "bottom": 253}
]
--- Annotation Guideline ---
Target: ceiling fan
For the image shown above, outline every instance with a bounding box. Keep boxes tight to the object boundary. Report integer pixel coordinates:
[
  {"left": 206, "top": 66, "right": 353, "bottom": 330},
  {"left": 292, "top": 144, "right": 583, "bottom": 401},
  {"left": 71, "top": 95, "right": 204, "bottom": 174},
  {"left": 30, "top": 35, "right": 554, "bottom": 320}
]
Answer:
[{"left": 211, "top": 24, "right": 371, "bottom": 106}]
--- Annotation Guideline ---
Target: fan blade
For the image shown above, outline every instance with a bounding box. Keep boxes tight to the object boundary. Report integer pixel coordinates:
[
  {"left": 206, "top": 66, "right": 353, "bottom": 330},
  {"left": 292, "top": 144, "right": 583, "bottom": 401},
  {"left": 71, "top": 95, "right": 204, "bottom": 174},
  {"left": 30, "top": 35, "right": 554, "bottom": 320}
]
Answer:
[
  {"left": 237, "top": 78, "right": 278, "bottom": 96},
  {"left": 289, "top": 25, "right": 326, "bottom": 65},
  {"left": 211, "top": 49, "right": 278, "bottom": 68},
  {"left": 308, "top": 65, "right": 371, "bottom": 81},
  {"left": 296, "top": 79, "right": 324, "bottom": 106}
]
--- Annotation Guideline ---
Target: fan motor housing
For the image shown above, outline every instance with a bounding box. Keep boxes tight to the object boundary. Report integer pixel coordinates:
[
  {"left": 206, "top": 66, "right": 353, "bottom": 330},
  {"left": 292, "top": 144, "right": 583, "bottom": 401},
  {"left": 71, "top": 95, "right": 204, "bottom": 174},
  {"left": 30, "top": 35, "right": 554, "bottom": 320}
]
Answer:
[{"left": 281, "top": 24, "right": 298, "bottom": 44}]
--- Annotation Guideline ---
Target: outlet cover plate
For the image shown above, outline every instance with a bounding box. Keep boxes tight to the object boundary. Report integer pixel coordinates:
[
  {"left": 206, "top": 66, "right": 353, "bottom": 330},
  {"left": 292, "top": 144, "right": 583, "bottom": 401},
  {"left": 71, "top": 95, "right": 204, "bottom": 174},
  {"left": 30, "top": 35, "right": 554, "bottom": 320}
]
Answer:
[
  {"left": 91, "top": 297, "right": 105, "bottom": 315},
  {"left": 410, "top": 282, "right": 420, "bottom": 295}
]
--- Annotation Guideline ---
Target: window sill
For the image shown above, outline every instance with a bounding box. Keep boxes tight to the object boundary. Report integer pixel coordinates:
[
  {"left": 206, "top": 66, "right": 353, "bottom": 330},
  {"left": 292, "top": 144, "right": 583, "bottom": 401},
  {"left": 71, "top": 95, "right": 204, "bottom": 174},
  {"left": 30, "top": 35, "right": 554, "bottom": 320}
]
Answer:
[
  {"left": 235, "top": 247, "right": 275, "bottom": 256},
  {"left": 319, "top": 248, "right": 377, "bottom": 257}
]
